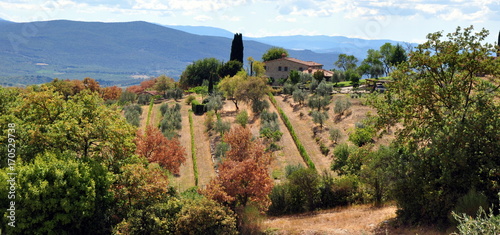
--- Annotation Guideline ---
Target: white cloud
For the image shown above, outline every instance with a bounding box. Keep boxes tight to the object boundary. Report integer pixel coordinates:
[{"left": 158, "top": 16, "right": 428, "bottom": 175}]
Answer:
[
  {"left": 274, "top": 15, "right": 296, "bottom": 22},
  {"left": 194, "top": 15, "right": 212, "bottom": 22}
]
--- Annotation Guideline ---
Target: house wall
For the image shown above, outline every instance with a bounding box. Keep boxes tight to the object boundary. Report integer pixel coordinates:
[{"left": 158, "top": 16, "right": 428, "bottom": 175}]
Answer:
[{"left": 264, "top": 59, "right": 322, "bottom": 80}]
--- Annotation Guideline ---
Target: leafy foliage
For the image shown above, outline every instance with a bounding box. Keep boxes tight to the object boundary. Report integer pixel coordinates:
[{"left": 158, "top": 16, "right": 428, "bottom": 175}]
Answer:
[
  {"left": 262, "top": 47, "right": 289, "bottom": 61},
  {"left": 176, "top": 198, "right": 238, "bottom": 235},
  {"left": 370, "top": 26, "right": 500, "bottom": 225},
  {"left": 203, "top": 126, "right": 273, "bottom": 213},
  {"left": 135, "top": 126, "right": 186, "bottom": 175},
  {"left": 0, "top": 152, "right": 114, "bottom": 235}
]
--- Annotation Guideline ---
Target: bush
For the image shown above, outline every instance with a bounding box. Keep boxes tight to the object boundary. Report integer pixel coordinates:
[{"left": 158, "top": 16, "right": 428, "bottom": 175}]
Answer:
[
  {"left": 185, "top": 95, "right": 196, "bottom": 105},
  {"left": 191, "top": 99, "right": 206, "bottom": 115},
  {"left": 292, "top": 89, "right": 307, "bottom": 105},
  {"left": 451, "top": 189, "right": 489, "bottom": 222},
  {"left": 251, "top": 99, "right": 269, "bottom": 113},
  {"left": 160, "top": 104, "right": 182, "bottom": 138},
  {"left": 329, "top": 127, "right": 341, "bottom": 143},
  {"left": 331, "top": 143, "right": 351, "bottom": 175},
  {"left": 452, "top": 206, "right": 500, "bottom": 235},
  {"left": 311, "top": 110, "right": 328, "bottom": 128},
  {"left": 214, "top": 118, "right": 231, "bottom": 136},
  {"left": 176, "top": 198, "right": 238, "bottom": 235},
  {"left": 137, "top": 93, "right": 151, "bottom": 105},
  {"left": 334, "top": 96, "right": 352, "bottom": 116},
  {"left": 124, "top": 105, "right": 142, "bottom": 127},
  {"left": 348, "top": 125, "right": 375, "bottom": 147},
  {"left": 119, "top": 91, "right": 137, "bottom": 104},
  {"left": 204, "top": 111, "right": 215, "bottom": 132},
  {"left": 235, "top": 110, "right": 249, "bottom": 127}
]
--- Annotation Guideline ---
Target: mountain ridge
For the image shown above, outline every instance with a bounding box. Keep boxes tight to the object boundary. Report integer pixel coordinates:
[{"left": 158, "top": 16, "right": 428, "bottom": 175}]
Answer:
[{"left": 0, "top": 20, "right": 340, "bottom": 86}]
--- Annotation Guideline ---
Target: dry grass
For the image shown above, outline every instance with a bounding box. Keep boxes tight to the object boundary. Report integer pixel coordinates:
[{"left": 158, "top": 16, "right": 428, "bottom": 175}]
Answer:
[
  {"left": 264, "top": 204, "right": 450, "bottom": 235},
  {"left": 274, "top": 95, "right": 332, "bottom": 173},
  {"left": 264, "top": 204, "right": 397, "bottom": 234},
  {"left": 170, "top": 100, "right": 195, "bottom": 191}
]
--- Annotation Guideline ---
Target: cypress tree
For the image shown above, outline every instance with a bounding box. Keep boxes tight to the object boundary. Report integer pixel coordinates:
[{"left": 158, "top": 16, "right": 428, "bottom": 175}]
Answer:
[
  {"left": 497, "top": 30, "right": 499, "bottom": 57},
  {"left": 230, "top": 33, "right": 244, "bottom": 63}
]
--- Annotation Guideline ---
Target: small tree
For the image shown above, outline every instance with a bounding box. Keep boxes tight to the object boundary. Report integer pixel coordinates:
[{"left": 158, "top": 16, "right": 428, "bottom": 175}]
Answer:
[
  {"left": 311, "top": 111, "right": 328, "bottom": 129},
  {"left": 235, "top": 110, "right": 249, "bottom": 127},
  {"left": 329, "top": 127, "right": 341, "bottom": 144},
  {"left": 135, "top": 126, "right": 186, "bottom": 175},
  {"left": 334, "top": 96, "right": 352, "bottom": 116},
  {"left": 292, "top": 89, "right": 307, "bottom": 105},
  {"left": 206, "top": 94, "right": 223, "bottom": 114}
]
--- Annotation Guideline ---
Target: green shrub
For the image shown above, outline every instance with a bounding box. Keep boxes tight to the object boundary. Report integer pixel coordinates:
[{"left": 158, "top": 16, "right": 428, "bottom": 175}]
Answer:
[
  {"left": 329, "top": 127, "right": 341, "bottom": 143},
  {"left": 348, "top": 125, "right": 375, "bottom": 147},
  {"left": 191, "top": 99, "right": 206, "bottom": 115},
  {"left": 334, "top": 96, "right": 352, "bottom": 116},
  {"left": 188, "top": 111, "right": 198, "bottom": 186},
  {"left": 214, "top": 118, "right": 231, "bottom": 136},
  {"left": 452, "top": 206, "right": 500, "bottom": 235},
  {"left": 451, "top": 189, "right": 489, "bottom": 222},
  {"left": 235, "top": 110, "right": 249, "bottom": 127},
  {"left": 204, "top": 111, "right": 215, "bottom": 132},
  {"left": 138, "top": 93, "right": 151, "bottom": 105},
  {"left": 185, "top": 95, "right": 196, "bottom": 105}
]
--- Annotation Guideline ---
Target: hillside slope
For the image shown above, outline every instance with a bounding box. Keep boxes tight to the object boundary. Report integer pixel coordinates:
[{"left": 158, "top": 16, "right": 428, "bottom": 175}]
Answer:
[{"left": 0, "top": 20, "right": 339, "bottom": 86}]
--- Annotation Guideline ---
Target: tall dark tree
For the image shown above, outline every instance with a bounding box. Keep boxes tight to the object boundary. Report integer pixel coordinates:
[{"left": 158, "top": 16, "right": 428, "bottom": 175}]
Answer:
[
  {"left": 230, "top": 33, "right": 244, "bottom": 64},
  {"left": 497, "top": 30, "right": 500, "bottom": 57}
]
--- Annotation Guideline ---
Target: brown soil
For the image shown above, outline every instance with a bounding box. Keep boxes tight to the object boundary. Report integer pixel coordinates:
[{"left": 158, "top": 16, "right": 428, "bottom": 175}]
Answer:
[
  {"left": 171, "top": 100, "right": 195, "bottom": 191},
  {"left": 264, "top": 205, "right": 448, "bottom": 235},
  {"left": 274, "top": 95, "right": 333, "bottom": 173},
  {"left": 264, "top": 204, "right": 397, "bottom": 234}
]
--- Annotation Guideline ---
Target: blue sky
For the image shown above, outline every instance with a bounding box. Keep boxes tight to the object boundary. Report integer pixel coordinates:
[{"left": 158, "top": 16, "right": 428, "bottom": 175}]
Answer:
[{"left": 0, "top": 0, "right": 498, "bottom": 43}]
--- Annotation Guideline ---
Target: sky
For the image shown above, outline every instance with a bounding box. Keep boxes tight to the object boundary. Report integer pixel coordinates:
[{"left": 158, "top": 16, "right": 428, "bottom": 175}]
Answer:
[{"left": 0, "top": 0, "right": 498, "bottom": 43}]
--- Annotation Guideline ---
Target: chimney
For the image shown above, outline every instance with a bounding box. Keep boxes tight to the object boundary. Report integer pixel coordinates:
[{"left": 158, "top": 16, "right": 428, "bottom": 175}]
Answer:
[{"left": 281, "top": 53, "right": 287, "bottom": 58}]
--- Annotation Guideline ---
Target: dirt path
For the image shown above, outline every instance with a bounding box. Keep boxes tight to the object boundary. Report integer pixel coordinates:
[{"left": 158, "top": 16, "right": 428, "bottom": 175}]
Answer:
[
  {"left": 264, "top": 205, "right": 397, "bottom": 235},
  {"left": 191, "top": 111, "right": 216, "bottom": 188},
  {"left": 274, "top": 95, "right": 332, "bottom": 173},
  {"left": 171, "top": 100, "right": 195, "bottom": 192},
  {"left": 265, "top": 96, "right": 306, "bottom": 176}
]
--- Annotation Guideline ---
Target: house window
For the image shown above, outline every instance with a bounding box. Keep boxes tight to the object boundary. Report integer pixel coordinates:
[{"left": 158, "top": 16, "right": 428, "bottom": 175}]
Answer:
[
  {"left": 278, "top": 66, "right": 282, "bottom": 71},
  {"left": 264, "top": 66, "right": 267, "bottom": 71},
  {"left": 284, "top": 66, "right": 288, "bottom": 71},
  {"left": 299, "top": 67, "right": 303, "bottom": 71}
]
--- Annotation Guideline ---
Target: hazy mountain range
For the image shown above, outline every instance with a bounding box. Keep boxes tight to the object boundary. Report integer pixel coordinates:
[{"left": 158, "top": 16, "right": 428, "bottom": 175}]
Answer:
[{"left": 0, "top": 19, "right": 410, "bottom": 87}]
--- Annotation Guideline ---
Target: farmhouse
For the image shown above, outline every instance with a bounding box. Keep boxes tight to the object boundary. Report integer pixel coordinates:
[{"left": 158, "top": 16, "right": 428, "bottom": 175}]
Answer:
[{"left": 264, "top": 54, "right": 333, "bottom": 80}]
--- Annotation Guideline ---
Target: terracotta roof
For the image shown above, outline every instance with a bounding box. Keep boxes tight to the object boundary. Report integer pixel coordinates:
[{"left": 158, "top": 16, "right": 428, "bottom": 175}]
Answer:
[
  {"left": 302, "top": 68, "right": 334, "bottom": 77},
  {"left": 265, "top": 57, "right": 323, "bottom": 67}
]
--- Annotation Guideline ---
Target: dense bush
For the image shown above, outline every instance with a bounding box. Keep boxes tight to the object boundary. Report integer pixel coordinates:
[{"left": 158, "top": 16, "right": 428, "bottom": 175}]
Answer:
[
  {"left": 191, "top": 99, "right": 206, "bottom": 115},
  {"left": 235, "top": 110, "right": 249, "bottom": 127},
  {"left": 334, "top": 96, "right": 352, "bottom": 116},
  {"left": 329, "top": 127, "right": 341, "bottom": 143},
  {"left": 159, "top": 103, "right": 182, "bottom": 138},
  {"left": 268, "top": 165, "right": 359, "bottom": 216},
  {"left": 123, "top": 104, "right": 142, "bottom": 127}
]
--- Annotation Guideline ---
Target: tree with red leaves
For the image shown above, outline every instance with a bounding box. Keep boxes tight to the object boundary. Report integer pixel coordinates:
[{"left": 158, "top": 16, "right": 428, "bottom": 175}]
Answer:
[
  {"left": 135, "top": 126, "right": 186, "bottom": 175},
  {"left": 203, "top": 126, "right": 273, "bottom": 212},
  {"left": 101, "top": 86, "right": 122, "bottom": 101}
]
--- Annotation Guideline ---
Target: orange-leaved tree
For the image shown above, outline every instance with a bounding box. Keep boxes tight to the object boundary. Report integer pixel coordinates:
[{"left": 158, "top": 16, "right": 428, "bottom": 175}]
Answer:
[
  {"left": 203, "top": 126, "right": 273, "bottom": 212},
  {"left": 135, "top": 125, "right": 186, "bottom": 175}
]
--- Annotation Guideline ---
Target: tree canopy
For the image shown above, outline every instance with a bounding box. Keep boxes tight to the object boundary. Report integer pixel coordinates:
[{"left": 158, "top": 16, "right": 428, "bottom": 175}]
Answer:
[
  {"left": 262, "top": 47, "right": 289, "bottom": 62},
  {"left": 370, "top": 26, "right": 500, "bottom": 225}
]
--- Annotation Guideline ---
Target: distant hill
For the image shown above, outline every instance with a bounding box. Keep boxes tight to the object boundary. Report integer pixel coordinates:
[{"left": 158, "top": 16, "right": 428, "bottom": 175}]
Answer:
[
  {"left": 165, "top": 25, "right": 416, "bottom": 61},
  {"left": 165, "top": 25, "right": 234, "bottom": 38},
  {"left": 0, "top": 20, "right": 339, "bottom": 86}
]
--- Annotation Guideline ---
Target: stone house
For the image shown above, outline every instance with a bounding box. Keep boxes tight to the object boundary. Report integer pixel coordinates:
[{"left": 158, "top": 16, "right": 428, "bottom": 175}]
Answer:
[{"left": 264, "top": 55, "right": 332, "bottom": 80}]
